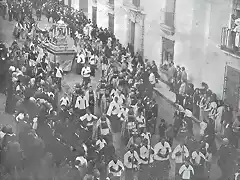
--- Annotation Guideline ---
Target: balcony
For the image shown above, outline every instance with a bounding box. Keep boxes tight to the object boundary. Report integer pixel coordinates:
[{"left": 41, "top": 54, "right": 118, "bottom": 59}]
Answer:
[
  {"left": 233, "top": 0, "right": 240, "bottom": 10},
  {"left": 220, "top": 27, "right": 240, "bottom": 58},
  {"left": 123, "top": 0, "right": 143, "bottom": 12},
  {"left": 106, "top": 0, "right": 114, "bottom": 10},
  {"left": 160, "top": 8, "right": 175, "bottom": 36}
]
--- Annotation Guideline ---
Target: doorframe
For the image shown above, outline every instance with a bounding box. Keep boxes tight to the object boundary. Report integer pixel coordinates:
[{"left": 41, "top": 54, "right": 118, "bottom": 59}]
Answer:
[{"left": 161, "top": 37, "right": 175, "bottom": 64}]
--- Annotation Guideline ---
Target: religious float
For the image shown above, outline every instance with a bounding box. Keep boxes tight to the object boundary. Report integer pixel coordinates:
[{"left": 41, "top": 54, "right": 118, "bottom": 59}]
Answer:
[{"left": 40, "top": 18, "right": 76, "bottom": 72}]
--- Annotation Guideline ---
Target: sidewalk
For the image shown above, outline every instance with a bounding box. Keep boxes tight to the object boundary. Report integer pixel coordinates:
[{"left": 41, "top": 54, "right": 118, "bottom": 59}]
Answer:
[{"left": 153, "top": 72, "right": 201, "bottom": 124}]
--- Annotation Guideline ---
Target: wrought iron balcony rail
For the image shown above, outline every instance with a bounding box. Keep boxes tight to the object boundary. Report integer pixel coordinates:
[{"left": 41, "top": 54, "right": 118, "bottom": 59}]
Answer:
[{"left": 221, "top": 27, "right": 240, "bottom": 57}]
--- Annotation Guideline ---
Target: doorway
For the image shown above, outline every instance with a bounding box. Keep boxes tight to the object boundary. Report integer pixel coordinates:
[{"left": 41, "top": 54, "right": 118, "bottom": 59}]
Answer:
[
  {"left": 129, "top": 20, "right": 135, "bottom": 49},
  {"left": 161, "top": 37, "right": 174, "bottom": 64},
  {"left": 108, "top": 13, "right": 114, "bottom": 34}
]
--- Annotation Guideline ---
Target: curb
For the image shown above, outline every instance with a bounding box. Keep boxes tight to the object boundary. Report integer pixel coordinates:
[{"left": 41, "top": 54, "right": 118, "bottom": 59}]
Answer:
[
  {"left": 153, "top": 88, "right": 177, "bottom": 108},
  {"left": 153, "top": 85, "right": 201, "bottom": 124}
]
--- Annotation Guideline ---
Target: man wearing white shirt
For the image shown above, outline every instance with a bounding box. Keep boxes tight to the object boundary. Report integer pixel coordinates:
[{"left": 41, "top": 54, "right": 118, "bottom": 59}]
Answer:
[
  {"left": 179, "top": 160, "right": 194, "bottom": 180},
  {"left": 108, "top": 154, "right": 124, "bottom": 179},
  {"left": 80, "top": 111, "right": 98, "bottom": 131},
  {"left": 55, "top": 63, "right": 63, "bottom": 91},
  {"left": 107, "top": 97, "right": 121, "bottom": 132},
  {"left": 96, "top": 114, "right": 111, "bottom": 136},
  {"left": 96, "top": 137, "right": 107, "bottom": 152},
  {"left": 191, "top": 149, "right": 206, "bottom": 179},
  {"left": 110, "top": 89, "right": 125, "bottom": 106},
  {"left": 107, "top": 97, "right": 121, "bottom": 117},
  {"left": 172, "top": 142, "right": 189, "bottom": 178},
  {"left": 153, "top": 138, "right": 172, "bottom": 179},
  {"left": 89, "top": 55, "right": 97, "bottom": 76},
  {"left": 75, "top": 94, "right": 89, "bottom": 116},
  {"left": 124, "top": 145, "right": 141, "bottom": 180},
  {"left": 60, "top": 93, "right": 70, "bottom": 108},
  {"left": 81, "top": 64, "right": 91, "bottom": 86},
  {"left": 138, "top": 139, "right": 154, "bottom": 180},
  {"left": 76, "top": 52, "right": 85, "bottom": 74}
]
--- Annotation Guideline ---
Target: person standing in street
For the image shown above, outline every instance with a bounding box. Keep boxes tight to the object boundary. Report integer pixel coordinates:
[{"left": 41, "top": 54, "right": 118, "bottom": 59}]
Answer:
[
  {"left": 54, "top": 63, "right": 63, "bottom": 91},
  {"left": 81, "top": 63, "right": 91, "bottom": 87},
  {"left": 172, "top": 142, "right": 190, "bottom": 180}
]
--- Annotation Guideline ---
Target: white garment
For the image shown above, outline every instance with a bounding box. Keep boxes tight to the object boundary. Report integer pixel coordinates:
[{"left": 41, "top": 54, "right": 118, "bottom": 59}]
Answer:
[
  {"left": 96, "top": 139, "right": 107, "bottom": 150},
  {"left": 80, "top": 113, "right": 97, "bottom": 126},
  {"left": 215, "top": 106, "right": 224, "bottom": 134},
  {"left": 77, "top": 53, "right": 85, "bottom": 64},
  {"left": 75, "top": 156, "right": 87, "bottom": 168},
  {"left": 118, "top": 107, "right": 129, "bottom": 119},
  {"left": 179, "top": 164, "right": 194, "bottom": 180},
  {"left": 149, "top": 72, "right": 156, "bottom": 85},
  {"left": 55, "top": 67, "right": 63, "bottom": 78},
  {"left": 191, "top": 151, "right": 205, "bottom": 164},
  {"left": 81, "top": 66, "right": 91, "bottom": 77},
  {"left": 108, "top": 160, "right": 124, "bottom": 177},
  {"left": 75, "top": 95, "right": 89, "bottom": 109},
  {"left": 89, "top": 56, "right": 95, "bottom": 65},
  {"left": 107, "top": 101, "right": 121, "bottom": 116},
  {"left": 172, "top": 144, "right": 189, "bottom": 164},
  {"left": 154, "top": 141, "right": 172, "bottom": 161},
  {"left": 140, "top": 145, "right": 154, "bottom": 164},
  {"left": 124, "top": 151, "right": 141, "bottom": 169},
  {"left": 236, "top": 32, "right": 240, "bottom": 47},
  {"left": 32, "top": 117, "right": 38, "bottom": 130},
  {"left": 200, "top": 121, "right": 207, "bottom": 136},
  {"left": 60, "top": 97, "right": 69, "bottom": 106},
  {"left": 141, "top": 132, "right": 151, "bottom": 145},
  {"left": 136, "top": 115, "right": 145, "bottom": 128}
]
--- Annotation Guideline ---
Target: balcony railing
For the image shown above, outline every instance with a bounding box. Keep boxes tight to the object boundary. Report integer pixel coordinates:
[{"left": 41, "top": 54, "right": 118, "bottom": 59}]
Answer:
[
  {"left": 220, "top": 27, "right": 240, "bottom": 57},
  {"left": 160, "top": 9, "right": 175, "bottom": 35},
  {"left": 106, "top": 0, "right": 114, "bottom": 10},
  {"left": 123, "top": 0, "right": 143, "bottom": 12},
  {"left": 109, "top": 0, "right": 114, "bottom": 5}
]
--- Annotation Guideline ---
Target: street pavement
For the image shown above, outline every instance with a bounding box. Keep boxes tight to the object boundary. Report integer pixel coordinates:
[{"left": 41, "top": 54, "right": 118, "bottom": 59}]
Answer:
[{"left": 0, "top": 14, "right": 224, "bottom": 180}]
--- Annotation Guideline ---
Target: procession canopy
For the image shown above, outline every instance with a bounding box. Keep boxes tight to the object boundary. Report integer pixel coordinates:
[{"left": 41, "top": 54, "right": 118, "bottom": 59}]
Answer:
[{"left": 50, "top": 17, "right": 68, "bottom": 46}]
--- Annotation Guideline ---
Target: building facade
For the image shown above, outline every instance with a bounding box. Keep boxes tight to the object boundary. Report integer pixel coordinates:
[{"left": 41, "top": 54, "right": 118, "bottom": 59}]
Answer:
[
  {"left": 64, "top": 0, "right": 88, "bottom": 15},
  {"left": 88, "top": 0, "right": 145, "bottom": 55},
  {"left": 87, "top": 0, "right": 240, "bottom": 108}
]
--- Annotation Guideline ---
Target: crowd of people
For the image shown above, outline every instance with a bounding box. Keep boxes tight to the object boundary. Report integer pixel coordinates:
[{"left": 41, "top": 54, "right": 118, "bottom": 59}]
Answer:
[
  {"left": 164, "top": 62, "right": 240, "bottom": 148},
  {"left": 0, "top": 0, "right": 240, "bottom": 180}
]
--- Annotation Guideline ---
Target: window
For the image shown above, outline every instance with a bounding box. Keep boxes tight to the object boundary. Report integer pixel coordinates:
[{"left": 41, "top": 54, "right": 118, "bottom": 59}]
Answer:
[
  {"left": 109, "top": 0, "right": 114, "bottom": 5},
  {"left": 92, "top": 6, "right": 97, "bottom": 25},
  {"left": 165, "top": 0, "right": 176, "bottom": 28},
  {"left": 164, "top": 12, "right": 174, "bottom": 28},
  {"left": 132, "top": 0, "right": 140, "bottom": 7},
  {"left": 68, "top": 0, "right": 71, "bottom": 7},
  {"left": 108, "top": 13, "right": 114, "bottom": 34}
]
